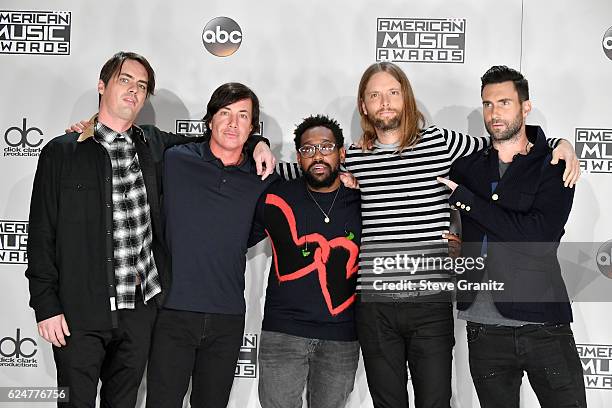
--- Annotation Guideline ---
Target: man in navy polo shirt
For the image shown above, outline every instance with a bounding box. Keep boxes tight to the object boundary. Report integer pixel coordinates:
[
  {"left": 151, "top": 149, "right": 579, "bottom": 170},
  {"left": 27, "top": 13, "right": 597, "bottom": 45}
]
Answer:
[{"left": 146, "top": 82, "right": 278, "bottom": 408}]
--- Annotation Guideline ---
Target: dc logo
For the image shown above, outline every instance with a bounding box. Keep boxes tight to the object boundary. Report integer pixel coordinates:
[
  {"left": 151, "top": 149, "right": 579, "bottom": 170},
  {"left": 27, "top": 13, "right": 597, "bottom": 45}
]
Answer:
[
  {"left": 4, "top": 118, "right": 43, "bottom": 148},
  {"left": 596, "top": 239, "right": 612, "bottom": 279},
  {"left": 0, "top": 329, "right": 37, "bottom": 358},
  {"left": 202, "top": 17, "right": 242, "bottom": 57},
  {"left": 603, "top": 26, "right": 612, "bottom": 61}
]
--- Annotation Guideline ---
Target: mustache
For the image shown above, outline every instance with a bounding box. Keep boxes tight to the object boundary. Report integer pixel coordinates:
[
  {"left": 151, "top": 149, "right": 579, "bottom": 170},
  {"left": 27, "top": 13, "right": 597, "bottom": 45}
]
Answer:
[
  {"left": 307, "top": 161, "right": 332, "bottom": 172},
  {"left": 376, "top": 108, "right": 399, "bottom": 115}
]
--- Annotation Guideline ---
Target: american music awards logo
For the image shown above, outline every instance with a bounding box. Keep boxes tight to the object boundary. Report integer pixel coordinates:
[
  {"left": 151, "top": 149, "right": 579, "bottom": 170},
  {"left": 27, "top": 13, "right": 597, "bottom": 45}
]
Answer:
[
  {"left": 0, "top": 220, "right": 28, "bottom": 264},
  {"left": 376, "top": 17, "right": 465, "bottom": 63},
  {"left": 577, "top": 343, "right": 612, "bottom": 390},
  {"left": 235, "top": 333, "right": 257, "bottom": 378}
]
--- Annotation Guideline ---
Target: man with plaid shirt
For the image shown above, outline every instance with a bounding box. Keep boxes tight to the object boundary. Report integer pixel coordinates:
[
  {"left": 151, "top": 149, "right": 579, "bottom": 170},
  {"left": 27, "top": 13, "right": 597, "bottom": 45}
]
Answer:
[
  {"left": 95, "top": 122, "right": 162, "bottom": 309},
  {"left": 26, "top": 52, "right": 274, "bottom": 408}
]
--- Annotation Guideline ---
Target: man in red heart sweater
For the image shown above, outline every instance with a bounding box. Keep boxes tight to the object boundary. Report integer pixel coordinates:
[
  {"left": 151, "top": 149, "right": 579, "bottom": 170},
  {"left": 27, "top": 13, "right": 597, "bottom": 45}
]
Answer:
[{"left": 250, "top": 114, "right": 362, "bottom": 408}]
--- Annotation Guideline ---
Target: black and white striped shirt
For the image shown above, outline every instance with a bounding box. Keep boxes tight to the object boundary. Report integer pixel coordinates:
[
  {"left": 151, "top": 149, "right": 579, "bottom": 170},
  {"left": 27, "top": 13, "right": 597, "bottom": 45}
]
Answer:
[{"left": 345, "top": 126, "right": 486, "bottom": 295}]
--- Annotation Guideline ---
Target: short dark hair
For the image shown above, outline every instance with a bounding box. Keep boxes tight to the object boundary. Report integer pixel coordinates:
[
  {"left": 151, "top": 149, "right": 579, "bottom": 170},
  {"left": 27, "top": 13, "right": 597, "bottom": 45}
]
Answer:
[
  {"left": 202, "top": 83, "right": 260, "bottom": 137},
  {"left": 99, "top": 51, "right": 156, "bottom": 104},
  {"left": 481, "top": 65, "right": 529, "bottom": 103},
  {"left": 293, "top": 114, "right": 344, "bottom": 151}
]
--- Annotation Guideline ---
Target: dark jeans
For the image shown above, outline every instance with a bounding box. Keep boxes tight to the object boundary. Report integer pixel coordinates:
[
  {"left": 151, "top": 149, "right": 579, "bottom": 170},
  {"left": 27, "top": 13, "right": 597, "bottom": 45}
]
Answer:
[
  {"left": 355, "top": 301, "right": 455, "bottom": 408},
  {"left": 466, "top": 322, "right": 587, "bottom": 408},
  {"left": 258, "top": 330, "right": 360, "bottom": 408},
  {"left": 146, "top": 308, "right": 245, "bottom": 408},
  {"left": 52, "top": 296, "right": 157, "bottom": 408}
]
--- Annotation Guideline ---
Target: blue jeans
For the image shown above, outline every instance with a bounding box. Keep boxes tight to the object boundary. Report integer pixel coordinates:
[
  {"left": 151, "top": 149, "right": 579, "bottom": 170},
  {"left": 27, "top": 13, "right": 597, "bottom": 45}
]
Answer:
[
  {"left": 467, "top": 322, "right": 586, "bottom": 408},
  {"left": 258, "top": 330, "right": 360, "bottom": 408}
]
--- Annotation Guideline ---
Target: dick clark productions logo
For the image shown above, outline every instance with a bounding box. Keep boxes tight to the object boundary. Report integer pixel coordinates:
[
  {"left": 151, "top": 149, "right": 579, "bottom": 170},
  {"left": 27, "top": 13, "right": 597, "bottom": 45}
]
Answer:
[
  {"left": 0, "top": 329, "right": 38, "bottom": 368},
  {"left": 202, "top": 17, "right": 242, "bottom": 57},
  {"left": 3, "top": 118, "right": 44, "bottom": 157}
]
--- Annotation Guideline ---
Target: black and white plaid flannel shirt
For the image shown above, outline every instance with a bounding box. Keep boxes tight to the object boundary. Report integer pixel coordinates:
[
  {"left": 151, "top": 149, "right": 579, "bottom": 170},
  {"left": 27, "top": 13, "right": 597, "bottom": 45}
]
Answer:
[{"left": 95, "top": 122, "right": 161, "bottom": 309}]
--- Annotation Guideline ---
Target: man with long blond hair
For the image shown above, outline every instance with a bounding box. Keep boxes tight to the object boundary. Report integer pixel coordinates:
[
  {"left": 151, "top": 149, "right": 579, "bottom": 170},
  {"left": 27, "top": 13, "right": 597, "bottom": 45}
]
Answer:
[{"left": 345, "top": 62, "right": 580, "bottom": 408}]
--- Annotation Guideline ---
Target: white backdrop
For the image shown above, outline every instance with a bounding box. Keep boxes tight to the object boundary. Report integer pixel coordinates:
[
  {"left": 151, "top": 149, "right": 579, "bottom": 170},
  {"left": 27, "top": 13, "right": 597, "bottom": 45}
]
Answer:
[{"left": 1, "top": 0, "right": 611, "bottom": 407}]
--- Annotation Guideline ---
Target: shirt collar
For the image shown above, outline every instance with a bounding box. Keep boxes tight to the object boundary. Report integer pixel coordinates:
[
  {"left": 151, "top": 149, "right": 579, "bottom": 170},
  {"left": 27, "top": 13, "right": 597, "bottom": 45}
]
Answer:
[
  {"left": 374, "top": 140, "right": 401, "bottom": 149},
  {"left": 77, "top": 114, "right": 145, "bottom": 143},
  {"left": 199, "top": 141, "right": 253, "bottom": 173},
  {"left": 94, "top": 121, "right": 133, "bottom": 145}
]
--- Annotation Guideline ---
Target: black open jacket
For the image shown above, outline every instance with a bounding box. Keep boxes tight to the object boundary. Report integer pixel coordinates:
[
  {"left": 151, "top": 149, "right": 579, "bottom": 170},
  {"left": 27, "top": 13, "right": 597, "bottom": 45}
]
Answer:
[{"left": 449, "top": 125, "right": 575, "bottom": 323}]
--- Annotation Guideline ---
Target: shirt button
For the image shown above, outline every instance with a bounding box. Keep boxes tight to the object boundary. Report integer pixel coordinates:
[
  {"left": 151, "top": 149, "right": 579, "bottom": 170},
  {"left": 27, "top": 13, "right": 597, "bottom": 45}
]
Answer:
[
  {"left": 492, "top": 193, "right": 499, "bottom": 201},
  {"left": 460, "top": 204, "right": 466, "bottom": 209},
  {"left": 106, "top": 203, "right": 111, "bottom": 208},
  {"left": 466, "top": 206, "right": 471, "bottom": 212},
  {"left": 106, "top": 230, "right": 111, "bottom": 235},
  {"left": 106, "top": 258, "right": 112, "bottom": 263},
  {"left": 105, "top": 177, "right": 111, "bottom": 182},
  {"left": 222, "top": 179, "right": 227, "bottom": 183},
  {"left": 455, "top": 201, "right": 461, "bottom": 206}
]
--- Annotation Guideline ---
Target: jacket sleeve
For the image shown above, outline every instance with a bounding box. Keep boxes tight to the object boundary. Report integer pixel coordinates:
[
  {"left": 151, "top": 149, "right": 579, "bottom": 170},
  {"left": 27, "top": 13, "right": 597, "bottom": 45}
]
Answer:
[
  {"left": 25, "top": 142, "right": 63, "bottom": 322},
  {"left": 449, "top": 161, "right": 574, "bottom": 245}
]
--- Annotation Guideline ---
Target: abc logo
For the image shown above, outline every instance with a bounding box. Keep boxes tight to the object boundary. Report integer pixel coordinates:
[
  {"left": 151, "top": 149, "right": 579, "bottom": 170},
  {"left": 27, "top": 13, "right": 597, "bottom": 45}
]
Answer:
[
  {"left": 202, "top": 17, "right": 242, "bottom": 57},
  {"left": 596, "top": 239, "right": 612, "bottom": 279},
  {"left": 0, "top": 329, "right": 37, "bottom": 358},
  {"left": 603, "top": 26, "right": 612, "bottom": 61}
]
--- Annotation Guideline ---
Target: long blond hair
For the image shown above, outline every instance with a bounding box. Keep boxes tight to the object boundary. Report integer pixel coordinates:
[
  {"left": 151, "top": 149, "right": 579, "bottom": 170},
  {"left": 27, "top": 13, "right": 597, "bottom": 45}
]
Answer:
[{"left": 357, "top": 62, "right": 425, "bottom": 151}]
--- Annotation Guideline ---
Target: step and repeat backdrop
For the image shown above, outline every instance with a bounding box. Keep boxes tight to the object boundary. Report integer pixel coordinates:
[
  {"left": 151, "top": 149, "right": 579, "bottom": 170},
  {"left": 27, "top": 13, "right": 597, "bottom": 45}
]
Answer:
[{"left": 1, "top": 0, "right": 611, "bottom": 407}]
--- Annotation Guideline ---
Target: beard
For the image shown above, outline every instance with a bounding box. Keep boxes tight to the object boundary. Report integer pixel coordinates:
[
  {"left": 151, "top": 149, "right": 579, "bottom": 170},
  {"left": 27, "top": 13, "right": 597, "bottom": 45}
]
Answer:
[
  {"left": 371, "top": 109, "right": 401, "bottom": 132},
  {"left": 485, "top": 111, "right": 523, "bottom": 142},
  {"left": 303, "top": 161, "right": 340, "bottom": 189}
]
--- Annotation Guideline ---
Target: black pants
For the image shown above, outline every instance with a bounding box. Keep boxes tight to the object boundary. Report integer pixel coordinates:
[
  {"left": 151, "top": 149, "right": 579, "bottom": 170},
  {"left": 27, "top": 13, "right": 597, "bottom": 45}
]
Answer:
[
  {"left": 356, "top": 301, "right": 455, "bottom": 408},
  {"left": 52, "top": 297, "right": 157, "bottom": 408},
  {"left": 146, "top": 309, "right": 245, "bottom": 408},
  {"left": 467, "top": 322, "right": 587, "bottom": 408}
]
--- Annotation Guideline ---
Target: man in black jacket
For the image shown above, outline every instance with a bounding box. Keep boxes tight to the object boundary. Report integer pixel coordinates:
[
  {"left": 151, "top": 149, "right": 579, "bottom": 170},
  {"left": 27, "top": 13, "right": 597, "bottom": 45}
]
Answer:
[
  {"left": 26, "top": 51, "right": 273, "bottom": 408},
  {"left": 438, "top": 66, "right": 586, "bottom": 407}
]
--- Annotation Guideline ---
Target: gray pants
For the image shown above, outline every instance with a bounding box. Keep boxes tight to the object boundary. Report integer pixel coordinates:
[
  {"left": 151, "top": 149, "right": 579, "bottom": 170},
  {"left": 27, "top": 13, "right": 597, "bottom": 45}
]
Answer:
[{"left": 258, "top": 330, "right": 360, "bottom": 408}]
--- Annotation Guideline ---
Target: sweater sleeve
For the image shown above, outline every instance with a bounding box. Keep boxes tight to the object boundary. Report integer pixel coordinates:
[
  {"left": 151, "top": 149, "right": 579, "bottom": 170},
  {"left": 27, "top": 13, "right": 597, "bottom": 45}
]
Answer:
[
  {"left": 441, "top": 125, "right": 561, "bottom": 164},
  {"left": 439, "top": 126, "right": 489, "bottom": 164},
  {"left": 276, "top": 162, "right": 302, "bottom": 181}
]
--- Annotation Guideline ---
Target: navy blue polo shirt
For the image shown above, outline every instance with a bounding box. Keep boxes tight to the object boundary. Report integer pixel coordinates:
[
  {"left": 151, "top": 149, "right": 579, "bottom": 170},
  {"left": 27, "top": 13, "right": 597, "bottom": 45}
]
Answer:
[{"left": 162, "top": 141, "right": 277, "bottom": 315}]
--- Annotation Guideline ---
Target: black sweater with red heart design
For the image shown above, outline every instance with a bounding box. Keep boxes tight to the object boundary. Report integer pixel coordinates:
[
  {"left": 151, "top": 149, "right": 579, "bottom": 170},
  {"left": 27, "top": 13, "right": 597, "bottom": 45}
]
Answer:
[{"left": 251, "top": 178, "right": 361, "bottom": 341}]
